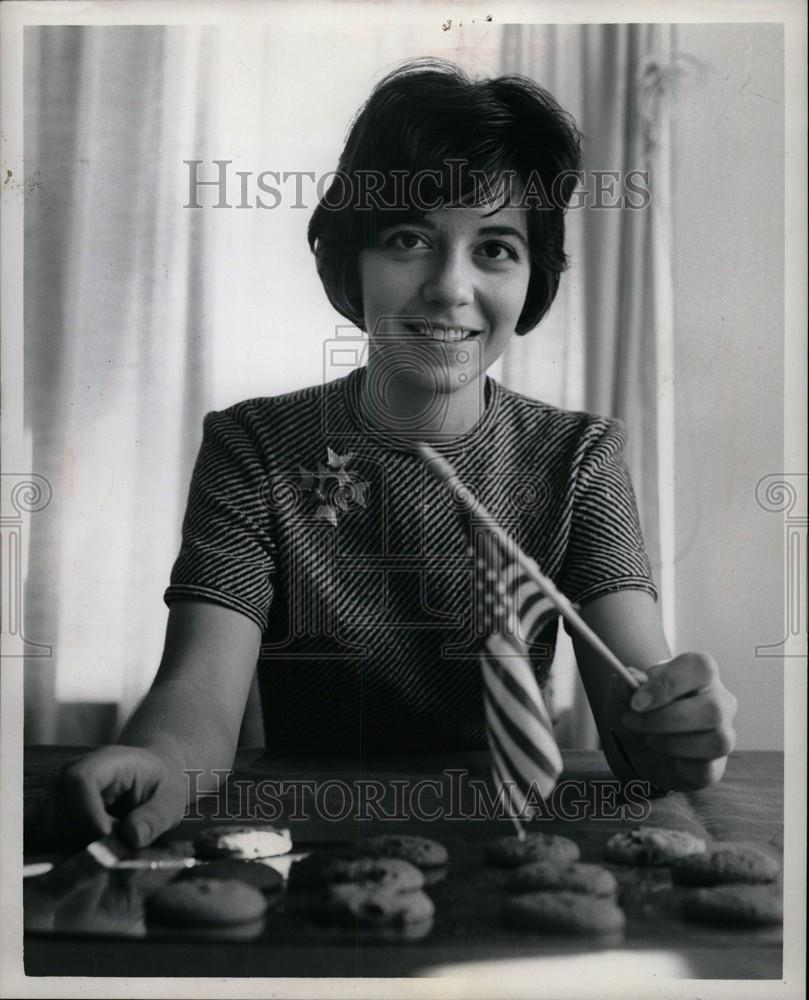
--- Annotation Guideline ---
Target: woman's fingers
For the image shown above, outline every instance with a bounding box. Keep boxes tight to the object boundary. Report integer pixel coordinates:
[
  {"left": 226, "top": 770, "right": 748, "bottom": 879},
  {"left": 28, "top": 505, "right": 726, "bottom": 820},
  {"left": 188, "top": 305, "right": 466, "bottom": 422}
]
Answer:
[
  {"left": 118, "top": 785, "right": 186, "bottom": 849},
  {"left": 606, "top": 653, "right": 738, "bottom": 789},
  {"left": 668, "top": 756, "right": 729, "bottom": 790},
  {"left": 620, "top": 653, "right": 738, "bottom": 760},
  {"left": 628, "top": 652, "right": 720, "bottom": 712},
  {"left": 604, "top": 666, "right": 649, "bottom": 721},
  {"left": 621, "top": 684, "right": 737, "bottom": 734},
  {"left": 644, "top": 727, "right": 737, "bottom": 759},
  {"left": 50, "top": 746, "right": 177, "bottom": 848},
  {"left": 56, "top": 758, "right": 116, "bottom": 843}
]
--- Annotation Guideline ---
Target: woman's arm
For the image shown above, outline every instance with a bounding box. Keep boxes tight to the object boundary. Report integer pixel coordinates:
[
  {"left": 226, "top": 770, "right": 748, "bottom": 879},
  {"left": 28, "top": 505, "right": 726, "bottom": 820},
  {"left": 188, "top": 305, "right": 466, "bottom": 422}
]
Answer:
[
  {"left": 50, "top": 602, "right": 262, "bottom": 847},
  {"left": 572, "top": 590, "right": 738, "bottom": 792},
  {"left": 121, "top": 601, "right": 261, "bottom": 770}
]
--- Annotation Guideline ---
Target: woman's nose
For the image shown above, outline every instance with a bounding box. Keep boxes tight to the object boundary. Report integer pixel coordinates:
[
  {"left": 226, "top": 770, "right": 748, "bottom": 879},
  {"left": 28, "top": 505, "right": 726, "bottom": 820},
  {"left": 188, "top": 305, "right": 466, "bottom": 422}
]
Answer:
[{"left": 421, "top": 252, "right": 474, "bottom": 308}]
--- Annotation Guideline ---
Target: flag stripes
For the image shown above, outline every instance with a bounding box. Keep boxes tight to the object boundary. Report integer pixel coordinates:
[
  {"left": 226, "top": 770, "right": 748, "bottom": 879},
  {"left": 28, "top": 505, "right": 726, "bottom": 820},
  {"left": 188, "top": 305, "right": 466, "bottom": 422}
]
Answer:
[
  {"left": 480, "top": 647, "right": 550, "bottom": 731},
  {"left": 513, "top": 585, "right": 556, "bottom": 642},
  {"left": 481, "top": 653, "right": 555, "bottom": 760},
  {"left": 483, "top": 689, "right": 559, "bottom": 798},
  {"left": 482, "top": 658, "right": 562, "bottom": 792}
]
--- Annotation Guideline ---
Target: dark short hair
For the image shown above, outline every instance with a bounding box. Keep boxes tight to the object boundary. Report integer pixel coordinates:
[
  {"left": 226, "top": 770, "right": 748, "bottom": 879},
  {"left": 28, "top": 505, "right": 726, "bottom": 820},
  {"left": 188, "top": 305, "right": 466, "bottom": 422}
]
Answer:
[{"left": 308, "top": 58, "right": 582, "bottom": 335}]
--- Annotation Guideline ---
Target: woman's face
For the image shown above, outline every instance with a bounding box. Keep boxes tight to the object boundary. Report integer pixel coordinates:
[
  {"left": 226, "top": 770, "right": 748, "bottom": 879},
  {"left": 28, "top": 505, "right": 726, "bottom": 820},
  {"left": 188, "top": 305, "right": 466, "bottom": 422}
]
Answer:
[{"left": 357, "top": 203, "right": 531, "bottom": 391}]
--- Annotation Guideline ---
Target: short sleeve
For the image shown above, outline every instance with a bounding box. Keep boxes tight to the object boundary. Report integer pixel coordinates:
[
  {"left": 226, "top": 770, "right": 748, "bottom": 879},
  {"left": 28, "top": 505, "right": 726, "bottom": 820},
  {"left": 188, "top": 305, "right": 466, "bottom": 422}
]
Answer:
[
  {"left": 559, "top": 418, "right": 657, "bottom": 607},
  {"left": 164, "top": 408, "right": 277, "bottom": 631}
]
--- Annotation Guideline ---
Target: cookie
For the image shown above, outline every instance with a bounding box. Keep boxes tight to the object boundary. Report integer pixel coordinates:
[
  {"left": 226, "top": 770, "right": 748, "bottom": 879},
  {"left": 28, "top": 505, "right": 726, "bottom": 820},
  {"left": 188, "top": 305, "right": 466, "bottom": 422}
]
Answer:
[
  {"left": 193, "top": 825, "right": 292, "bottom": 860},
  {"left": 484, "top": 833, "right": 580, "bottom": 869},
  {"left": 508, "top": 861, "right": 618, "bottom": 897},
  {"left": 604, "top": 827, "right": 705, "bottom": 866},
  {"left": 671, "top": 846, "right": 779, "bottom": 886},
  {"left": 288, "top": 854, "right": 424, "bottom": 893},
  {"left": 145, "top": 877, "right": 268, "bottom": 926},
  {"left": 422, "top": 866, "right": 448, "bottom": 887},
  {"left": 147, "top": 917, "right": 266, "bottom": 942},
  {"left": 501, "top": 892, "right": 625, "bottom": 935},
  {"left": 176, "top": 859, "right": 284, "bottom": 893},
  {"left": 312, "top": 884, "right": 435, "bottom": 927},
  {"left": 361, "top": 834, "right": 448, "bottom": 870},
  {"left": 682, "top": 885, "right": 782, "bottom": 926}
]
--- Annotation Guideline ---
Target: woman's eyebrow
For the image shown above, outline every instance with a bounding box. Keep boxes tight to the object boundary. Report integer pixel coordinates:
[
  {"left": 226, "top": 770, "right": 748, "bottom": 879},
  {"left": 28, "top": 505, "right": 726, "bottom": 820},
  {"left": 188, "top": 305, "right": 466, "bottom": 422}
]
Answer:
[
  {"left": 379, "top": 219, "right": 529, "bottom": 250},
  {"left": 477, "top": 225, "right": 529, "bottom": 248}
]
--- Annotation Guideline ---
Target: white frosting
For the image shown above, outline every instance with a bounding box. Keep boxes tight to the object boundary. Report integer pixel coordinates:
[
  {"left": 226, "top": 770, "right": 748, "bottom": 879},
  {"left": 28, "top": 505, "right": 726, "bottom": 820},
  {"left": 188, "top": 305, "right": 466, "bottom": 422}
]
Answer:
[{"left": 217, "top": 827, "right": 292, "bottom": 858}]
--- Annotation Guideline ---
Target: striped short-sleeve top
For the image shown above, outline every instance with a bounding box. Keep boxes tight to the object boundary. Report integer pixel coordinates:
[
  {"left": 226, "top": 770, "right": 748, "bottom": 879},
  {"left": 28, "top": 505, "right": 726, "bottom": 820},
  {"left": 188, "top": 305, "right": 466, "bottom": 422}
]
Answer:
[{"left": 165, "top": 368, "right": 656, "bottom": 752}]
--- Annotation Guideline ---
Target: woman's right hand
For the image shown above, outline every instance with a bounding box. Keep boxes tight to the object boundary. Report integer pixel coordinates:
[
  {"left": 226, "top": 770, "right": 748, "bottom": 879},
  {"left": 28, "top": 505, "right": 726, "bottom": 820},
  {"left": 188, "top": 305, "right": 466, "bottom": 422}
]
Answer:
[
  {"left": 30, "top": 603, "right": 263, "bottom": 852},
  {"left": 34, "top": 745, "right": 188, "bottom": 849}
]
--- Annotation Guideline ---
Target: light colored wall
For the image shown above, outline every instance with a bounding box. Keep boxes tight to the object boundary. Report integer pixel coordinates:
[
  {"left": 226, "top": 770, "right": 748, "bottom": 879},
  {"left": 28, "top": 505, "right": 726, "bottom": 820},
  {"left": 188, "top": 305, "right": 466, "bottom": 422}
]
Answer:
[{"left": 670, "top": 24, "right": 784, "bottom": 749}]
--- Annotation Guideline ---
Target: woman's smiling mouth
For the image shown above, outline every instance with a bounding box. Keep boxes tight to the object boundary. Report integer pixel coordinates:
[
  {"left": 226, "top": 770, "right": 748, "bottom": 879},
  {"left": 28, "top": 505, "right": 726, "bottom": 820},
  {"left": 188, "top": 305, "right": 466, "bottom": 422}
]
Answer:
[{"left": 402, "top": 321, "right": 482, "bottom": 342}]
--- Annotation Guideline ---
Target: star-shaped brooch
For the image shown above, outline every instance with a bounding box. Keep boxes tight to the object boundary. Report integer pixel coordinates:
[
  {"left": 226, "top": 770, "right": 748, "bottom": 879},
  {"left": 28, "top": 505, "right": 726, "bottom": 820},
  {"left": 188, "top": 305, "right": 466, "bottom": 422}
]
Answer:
[{"left": 300, "top": 447, "right": 369, "bottom": 526}]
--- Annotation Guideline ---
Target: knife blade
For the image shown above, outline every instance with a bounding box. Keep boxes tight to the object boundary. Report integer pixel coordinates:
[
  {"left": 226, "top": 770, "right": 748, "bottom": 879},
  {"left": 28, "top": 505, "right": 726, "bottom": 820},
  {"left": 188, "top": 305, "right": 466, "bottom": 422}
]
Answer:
[{"left": 37, "top": 832, "right": 196, "bottom": 888}]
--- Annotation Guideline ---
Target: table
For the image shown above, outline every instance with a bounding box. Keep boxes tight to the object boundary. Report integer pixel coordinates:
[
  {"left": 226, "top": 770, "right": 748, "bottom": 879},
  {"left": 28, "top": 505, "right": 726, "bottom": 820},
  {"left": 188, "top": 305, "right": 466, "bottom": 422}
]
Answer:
[{"left": 23, "top": 746, "right": 784, "bottom": 980}]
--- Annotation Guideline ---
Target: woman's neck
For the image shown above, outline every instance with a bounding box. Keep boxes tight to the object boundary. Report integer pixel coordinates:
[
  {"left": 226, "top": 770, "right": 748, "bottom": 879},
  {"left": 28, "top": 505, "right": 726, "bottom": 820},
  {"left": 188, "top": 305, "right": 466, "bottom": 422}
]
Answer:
[{"left": 358, "top": 363, "right": 488, "bottom": 441}]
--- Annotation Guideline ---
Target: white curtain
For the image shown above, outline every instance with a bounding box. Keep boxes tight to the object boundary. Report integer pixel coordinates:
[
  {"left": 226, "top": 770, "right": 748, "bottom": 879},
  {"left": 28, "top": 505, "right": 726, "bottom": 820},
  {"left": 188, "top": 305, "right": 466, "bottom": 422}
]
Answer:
[
  {"left": 499, "top": 25, "right": 676, "bottom": 746},
  {"left": 24, "top": 27, "right": 221, "bottom": 740}
]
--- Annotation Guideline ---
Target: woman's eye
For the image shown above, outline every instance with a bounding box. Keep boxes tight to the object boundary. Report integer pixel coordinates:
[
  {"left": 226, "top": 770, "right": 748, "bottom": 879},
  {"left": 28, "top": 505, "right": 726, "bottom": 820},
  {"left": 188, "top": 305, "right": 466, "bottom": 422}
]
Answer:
[
  {"left": 478, "top": 241, "right": 519, "bottom": 262},
  {"left": 385, "top": 231, "right": 429, "bottom": 250}
]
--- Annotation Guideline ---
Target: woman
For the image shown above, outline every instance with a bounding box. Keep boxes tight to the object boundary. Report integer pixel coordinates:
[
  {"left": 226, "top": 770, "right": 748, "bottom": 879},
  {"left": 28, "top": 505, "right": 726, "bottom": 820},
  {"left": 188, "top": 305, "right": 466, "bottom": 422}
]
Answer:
[{"left": 49, "top": 60, "right": 737, "bottom": 848}]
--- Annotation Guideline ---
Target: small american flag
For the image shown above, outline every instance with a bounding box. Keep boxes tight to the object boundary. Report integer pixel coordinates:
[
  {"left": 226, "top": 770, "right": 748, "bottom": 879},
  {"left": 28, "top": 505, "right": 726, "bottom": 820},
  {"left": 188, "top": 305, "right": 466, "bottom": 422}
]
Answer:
[
  {"left": 415, "top": 442, "right": 565, "bottom": 828},
  {"left": 472, "top": 529, "right": 564, "bottom": 820},
  {"left": 416, "top": 441, "right": 640, "bottom": 829}
]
